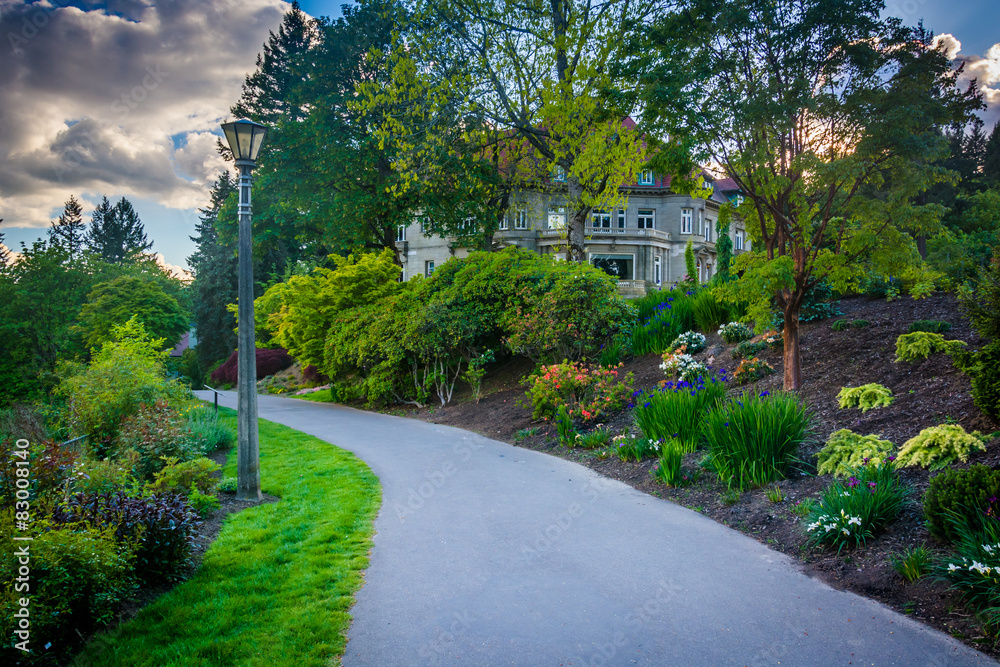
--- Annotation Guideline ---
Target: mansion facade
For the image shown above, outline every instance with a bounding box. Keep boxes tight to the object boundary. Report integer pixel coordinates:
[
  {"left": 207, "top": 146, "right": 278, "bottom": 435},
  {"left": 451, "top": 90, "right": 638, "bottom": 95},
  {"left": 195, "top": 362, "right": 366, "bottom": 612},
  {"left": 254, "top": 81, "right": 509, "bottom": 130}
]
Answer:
[{"left": 395, "top": 171, "right": 751, "bottom": 297}]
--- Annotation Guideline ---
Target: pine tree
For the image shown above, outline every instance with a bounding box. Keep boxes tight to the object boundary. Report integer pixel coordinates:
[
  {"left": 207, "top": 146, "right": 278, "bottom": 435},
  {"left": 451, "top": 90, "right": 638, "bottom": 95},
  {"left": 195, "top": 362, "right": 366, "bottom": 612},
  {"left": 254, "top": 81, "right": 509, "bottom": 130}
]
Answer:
[
  {"left": 48, "top": 195, "right": 86, "bottom": 257},
  {"left": 85, "top": 196, "right": 153, "bottom": 264},
  {"left": 966, "top": 117, "right": 988, "bottom": 177},
  {"left": 188, "top": 173, "right": 239, "bottom": 369},
  {"left": 0, "top": 220, "right": 9, "bottom": 267},
  {"left": 984, "top": 121, "right": 1000, "bottom": 186}
]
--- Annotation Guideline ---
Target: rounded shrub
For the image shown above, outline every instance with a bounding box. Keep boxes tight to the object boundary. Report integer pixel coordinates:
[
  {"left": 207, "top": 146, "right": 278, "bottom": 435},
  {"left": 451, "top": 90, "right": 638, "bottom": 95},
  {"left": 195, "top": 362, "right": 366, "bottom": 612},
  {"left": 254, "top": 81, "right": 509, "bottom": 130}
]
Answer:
[
  {"left": 953, "top": 340, "right": 1000, "bottom": 423},
  {"left": 816, "top": 429, "right": 896, "bottom": 477},
  {"left": 923, "top": 464, "right": 1000, "bottom": 543}
]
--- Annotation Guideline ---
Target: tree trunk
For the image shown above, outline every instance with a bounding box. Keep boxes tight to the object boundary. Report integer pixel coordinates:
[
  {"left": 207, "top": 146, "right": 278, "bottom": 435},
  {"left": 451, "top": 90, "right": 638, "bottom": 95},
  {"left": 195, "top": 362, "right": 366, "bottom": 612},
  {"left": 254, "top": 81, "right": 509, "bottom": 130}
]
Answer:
[
  {"left": 917, "top": 233, "right": 927, "bottom": 259},
  {"left": 782, "top": 304, "right": 802, "bottom": 391},
  {"left": 566, "top": 175, "right": 586, "bottom": 261}
]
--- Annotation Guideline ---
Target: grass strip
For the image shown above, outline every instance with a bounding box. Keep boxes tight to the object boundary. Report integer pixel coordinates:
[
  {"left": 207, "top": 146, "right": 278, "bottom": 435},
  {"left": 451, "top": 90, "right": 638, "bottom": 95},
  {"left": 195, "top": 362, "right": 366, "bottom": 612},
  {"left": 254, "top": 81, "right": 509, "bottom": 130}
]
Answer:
[{"left": 74, "top": 406, "right": 381, "bottom": 667}]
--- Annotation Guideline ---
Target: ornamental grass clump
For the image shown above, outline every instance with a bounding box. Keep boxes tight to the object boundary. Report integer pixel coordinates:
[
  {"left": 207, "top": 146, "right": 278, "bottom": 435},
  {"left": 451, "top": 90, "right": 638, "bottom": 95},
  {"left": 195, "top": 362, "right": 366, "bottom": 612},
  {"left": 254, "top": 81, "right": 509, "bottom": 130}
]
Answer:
[
  {"left": 895, "top": 424, "right": 988, "bottom": 470},
  {"left": 837, "top": 383, "right": 894, "bottom": 412},
  {"left": 633, "top": 374, "right": 727, "bottom": 452},
  {"left": 805, "top": 459, "right": 907, "bottom": 553},
  {"left": 611, "top": 434, "right": 661, "bottom": 462},
  {"left": 939, "top": 516, "right": 1000, "bottom": 629},
  {"left": 894, "top": 331, "right": 966, "bottom": 362},
  {"left": 816, "top": 429, "right": 896, "bottom": 477},
  {"left": 718, "top": 321, "right": 753, "bottom": 344},
  {"left": 704, "top": 391, "right": 814, "bottom": 490},
  {"left": 652, "top": 441, "right": 685, "bottom": 486},
  {"left": 631, "top": 292, "right": 695, "bottom": 355}
]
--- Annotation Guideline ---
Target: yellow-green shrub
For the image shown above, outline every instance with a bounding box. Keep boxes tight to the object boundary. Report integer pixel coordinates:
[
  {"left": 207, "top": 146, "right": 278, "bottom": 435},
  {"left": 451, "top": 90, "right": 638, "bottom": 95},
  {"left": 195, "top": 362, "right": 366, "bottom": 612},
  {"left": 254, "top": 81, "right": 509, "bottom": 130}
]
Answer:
[
  {"left": 894, "top": 331, "right": 966, "bottom": 362},
  {"left": 145, "top": 456, "right": 221, "bottom": 496},
  {"left": 816, "top": 429, "right": 896, "bottom": 477},
  {"left": 895, "top": 424, "right": 987, "bottom": 470},
  {"left": 837, "top": 384, "right": 894, "bottom": 412}
]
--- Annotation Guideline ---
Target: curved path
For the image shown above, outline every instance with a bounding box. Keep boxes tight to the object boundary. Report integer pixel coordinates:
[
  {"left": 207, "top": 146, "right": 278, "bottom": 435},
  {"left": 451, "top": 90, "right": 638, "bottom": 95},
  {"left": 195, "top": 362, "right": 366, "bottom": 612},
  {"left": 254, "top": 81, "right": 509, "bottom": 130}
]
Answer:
[{"left": 197, "top": 391, "right": 994, "bottom": 666}]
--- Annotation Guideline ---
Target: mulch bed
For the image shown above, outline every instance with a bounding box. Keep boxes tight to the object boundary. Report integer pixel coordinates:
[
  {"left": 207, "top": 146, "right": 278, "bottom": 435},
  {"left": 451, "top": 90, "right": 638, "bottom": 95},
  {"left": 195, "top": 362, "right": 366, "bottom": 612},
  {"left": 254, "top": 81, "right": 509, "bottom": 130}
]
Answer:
[{"left": 406, "top": 292, "right": 1000, "bottom": 658}]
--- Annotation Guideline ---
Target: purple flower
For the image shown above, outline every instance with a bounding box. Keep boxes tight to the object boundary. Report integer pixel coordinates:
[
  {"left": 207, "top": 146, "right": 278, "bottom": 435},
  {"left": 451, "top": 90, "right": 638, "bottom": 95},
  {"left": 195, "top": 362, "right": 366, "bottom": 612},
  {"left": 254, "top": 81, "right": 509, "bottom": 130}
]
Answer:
[
  {"left": 847, "top": 477, "right": 858, "bottom": 488},
  {"left": 644, "top": 402, "right": 651, "bottom": 408},
  {"left": 759, "top": 391, "right": 770, "bottom": 397}
]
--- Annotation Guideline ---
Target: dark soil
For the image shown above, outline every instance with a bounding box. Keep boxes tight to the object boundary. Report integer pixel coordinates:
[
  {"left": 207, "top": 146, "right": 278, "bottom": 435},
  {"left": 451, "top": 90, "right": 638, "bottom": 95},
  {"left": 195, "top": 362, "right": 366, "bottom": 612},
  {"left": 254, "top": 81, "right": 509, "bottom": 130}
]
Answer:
[{"left": 406, "top": 292, "right": 1000, "bottom": 658}]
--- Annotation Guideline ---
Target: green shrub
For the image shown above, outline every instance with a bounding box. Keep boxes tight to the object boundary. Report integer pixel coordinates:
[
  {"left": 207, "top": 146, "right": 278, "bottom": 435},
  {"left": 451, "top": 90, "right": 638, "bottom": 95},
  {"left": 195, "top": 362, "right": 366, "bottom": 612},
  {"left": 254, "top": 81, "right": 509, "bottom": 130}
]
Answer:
[
  {"left": 957, "top": 252, "right": 1000, "bottom": 340},
  {"left": 555, "top": 404, "right": 576, "bottom": 447},
  {"left": 816, "top": 429, "right": 896, "bottom": 477},
  {"left": 953, "top": 340, "right": 1000, "bottom": 422},
  {"left": 762, "top": 330, "right": 783, "bottom": 349},
  {"left": 691, "top": 290, "right": 729, "bottom": 333},
  {"left": 939, "top": 515, "right": 1000, "bottom": 629},
  {"left": 704, "top": 391, "right": 815, "bottom": 490},
  {"left": 837, "top": 384, "right": 894, "bottom": 412},
  {"left": 652, "top": 442, "right": 685, "bottom": 486},
  {"left": 732, "top": 340, "right": 767, "bottom": 359},
  {"left": 908, "top": 320, "right": 951, "bottom": 334},
  {"left": 923, "top": 464, "right": 1000, "bottom": 543},
  {"left": 717, "top": 321, "right": 754, "bottom": 344},
  {"left": 524, "top": 361, "right": 634, "bottom": 422},
  {"left": 114, "top": 400, "right": 201, "bottom": 480},
  {"left": 0, "top": 518, "right": 134, "bottom": 662},
  {"left": 732, "top": 357, "right": 775, "bottom": 384},
  {"left": 576, "top": 427, "right": 612, "bottom": 450},
  {"left": 831, "top": 319, "right": 849, "bottom": 332},
  {"left": 185, "top": 405, "right": 235, "bottom": 453},
  {"left": 894, "top": 331, "right": 967, "bottom": 362},
  {"left": 669, "top": 330, "right": 707, "bottom": 354},
  {"left": 188, "top": 490, "right": 221, "bottom": 518},
  {"left": 145, "top": 456, "right": 221, "bottom": 496},
  {"left": 633, "top": 375, "right": 727, "bottom": 452},
  {"left": 217, "top": 475, "right": 237, "bottom": 494},
  {"left": 891, "top": 546, "right": 932, "bottom": 582},
  {"left": 895, "top": 424, "right": 987, "bottom": 470},
  {"left": 804, "top": 460, "right": 907, "bottom": 553},
  {"left": 58, "top": 317, "right": 189, "bottom": 457},
  {"left": 71, "top": 456, "right": 140, "bottom": 496},
  {"left": 851, "top": 319, "right": 870, "bottom": 329}
]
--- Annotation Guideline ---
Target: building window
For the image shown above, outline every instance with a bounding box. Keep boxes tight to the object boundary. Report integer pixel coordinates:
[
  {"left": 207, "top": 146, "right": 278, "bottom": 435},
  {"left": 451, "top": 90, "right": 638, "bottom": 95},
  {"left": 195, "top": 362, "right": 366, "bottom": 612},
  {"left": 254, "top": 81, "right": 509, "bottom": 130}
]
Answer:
[
  {"left": 735, "top": 229, "right": 744, "bottom": 250},
  {"left": 637, "top": 208, "right": 655, "bottom": 230},
  {"left": 617, "top": 209, "right": 626, "bottom": 228},
  {"left": 592, "top": 209, "right": 611, "bottom": 228},
  {"left": 499, "top": 213, "right": 509, "bottom": 230},
  {"left": 396, "top": 225, "right": 406, "bottom": 242},
  {"left": 592, "top": 254, "right": 634, "bottom": 280},
  {"left": 425, "top": 260, "right": 435, "bottom": 277},
  {"left": 706, "top": 218, "right": 713, "bottom": 242},
  {"left": 698, "top": 209, "right": 704, "bottom": 237},
  {"left": 681, "top": 208, "right": 692, "bottom": 234},
  {"left": 548, "top": 206, "right": 566, "bottom": 230},
  {"left": 696, "top": 259, "right": 702, "bottom": 284},
  {"left": 514, "top": 209, "right": 528, "bottom": 230},
  {"left": 638, "top": 169, "right": 654, "bottom": 186},
  {"left": 552, "top": 165, "right": 566, "bottom": 182},
  {"left": 654, "top": 255, "right": 662, "bottom": 285}
]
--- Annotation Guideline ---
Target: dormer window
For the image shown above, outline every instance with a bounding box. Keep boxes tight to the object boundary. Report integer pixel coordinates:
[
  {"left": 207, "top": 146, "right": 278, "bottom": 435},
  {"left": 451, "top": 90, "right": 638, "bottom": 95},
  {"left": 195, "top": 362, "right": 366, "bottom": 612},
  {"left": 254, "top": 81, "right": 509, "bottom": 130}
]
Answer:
[
  {"left": 552, "top": 165, "right": 567, "bottom": 182},
  {"left": 638, "top": 169, "right": 654, "bottom": 186}
]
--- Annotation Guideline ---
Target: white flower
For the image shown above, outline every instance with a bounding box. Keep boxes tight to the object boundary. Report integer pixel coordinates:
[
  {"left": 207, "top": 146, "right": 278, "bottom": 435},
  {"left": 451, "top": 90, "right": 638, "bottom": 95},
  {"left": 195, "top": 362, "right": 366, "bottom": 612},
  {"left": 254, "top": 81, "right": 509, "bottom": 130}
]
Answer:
[
  {"left": 847, "top": 516, "right": 861, "bottom": 526},
  {"left": 970, "top": 561, "right": 990, "bottom": 574},
  {"left": 807, "top": 521, "right": 821, "bottom": 531},
  {"left": 948, "top": 563, "right": 960, "bottom": 572},
  {"left": 842, "top": 528, "right": 850, "bottom": 535}
]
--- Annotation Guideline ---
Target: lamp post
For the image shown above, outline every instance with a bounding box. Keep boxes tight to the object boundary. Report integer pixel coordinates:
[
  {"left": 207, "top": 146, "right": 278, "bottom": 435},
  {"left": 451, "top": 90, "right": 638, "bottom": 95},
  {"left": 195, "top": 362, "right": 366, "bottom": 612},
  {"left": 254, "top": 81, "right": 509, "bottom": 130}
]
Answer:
[{"left": 221, "top": 119, "right": 267, "bottom": 501}]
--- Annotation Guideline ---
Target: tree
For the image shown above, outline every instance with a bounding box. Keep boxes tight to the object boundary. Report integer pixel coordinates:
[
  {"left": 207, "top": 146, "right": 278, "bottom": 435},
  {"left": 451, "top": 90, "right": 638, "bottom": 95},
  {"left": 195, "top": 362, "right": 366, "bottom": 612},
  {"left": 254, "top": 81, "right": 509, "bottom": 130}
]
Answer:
[
  {"left": 75, "top": 275, "right": 190, "bottom": 352},
  {"left": 984, "top": 122, "right": 1000, "bottom": 187},
  {"left": 712, "top": 205, "right": 734, "bottom": 283},
  {"left": 188, "top": 173, "right": 239, "bottom": 370},
  {"left": 0, "top": 220, "right": 9, "bottom": 267},
  {"left": 404, "top": 0, "right": 655, "bottom": 261},
  {"left": 85, "top": 196, "right": 153, "bottom": 264},
  {"left": 638, "top": 0, "right": 982, "bottom": 389},
  {"left": 48, "top": 195, "right": 87, "bottom": 257}
]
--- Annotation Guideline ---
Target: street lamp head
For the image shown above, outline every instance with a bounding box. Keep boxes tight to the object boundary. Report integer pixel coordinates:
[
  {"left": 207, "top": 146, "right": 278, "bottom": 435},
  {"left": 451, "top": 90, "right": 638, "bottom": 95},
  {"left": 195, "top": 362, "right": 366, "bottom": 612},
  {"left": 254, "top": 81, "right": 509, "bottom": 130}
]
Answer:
[{"left": 221, "top": 119, "right": 267, "bottom": 167}]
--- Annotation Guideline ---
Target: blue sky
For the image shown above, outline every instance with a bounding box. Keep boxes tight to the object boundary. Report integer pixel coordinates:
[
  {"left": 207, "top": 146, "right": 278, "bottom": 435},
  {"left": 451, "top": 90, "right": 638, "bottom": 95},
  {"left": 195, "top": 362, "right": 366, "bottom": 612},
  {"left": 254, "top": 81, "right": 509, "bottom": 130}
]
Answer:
[{"left": 0, "top": 0, "right": 996, "bottom": 273}]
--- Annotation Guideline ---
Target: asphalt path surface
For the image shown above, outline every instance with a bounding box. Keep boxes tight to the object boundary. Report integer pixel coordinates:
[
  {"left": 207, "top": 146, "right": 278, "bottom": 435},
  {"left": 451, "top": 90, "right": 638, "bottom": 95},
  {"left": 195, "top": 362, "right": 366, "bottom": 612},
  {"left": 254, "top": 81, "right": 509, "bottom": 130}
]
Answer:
[{"left": 196, "top": 390, "right": 995, "bottom": 666}]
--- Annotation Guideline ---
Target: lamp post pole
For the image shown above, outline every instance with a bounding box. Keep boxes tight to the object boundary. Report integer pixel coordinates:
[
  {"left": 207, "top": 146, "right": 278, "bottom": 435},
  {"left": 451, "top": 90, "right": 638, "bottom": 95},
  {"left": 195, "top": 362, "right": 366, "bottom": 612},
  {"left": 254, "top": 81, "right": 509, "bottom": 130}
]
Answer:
[
  {"left": 221, "top": 118, "right": 267, "bottom": 502},
  {"left": 235, "top": 159, "right": 261, "bottom": 501}
]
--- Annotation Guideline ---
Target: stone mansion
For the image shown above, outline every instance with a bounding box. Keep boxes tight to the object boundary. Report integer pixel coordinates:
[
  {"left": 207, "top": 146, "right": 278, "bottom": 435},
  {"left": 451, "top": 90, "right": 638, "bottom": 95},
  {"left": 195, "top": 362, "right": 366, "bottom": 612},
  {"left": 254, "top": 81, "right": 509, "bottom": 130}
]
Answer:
[{"left": 395, "top": 170, "right": 751, "bottom": 297}]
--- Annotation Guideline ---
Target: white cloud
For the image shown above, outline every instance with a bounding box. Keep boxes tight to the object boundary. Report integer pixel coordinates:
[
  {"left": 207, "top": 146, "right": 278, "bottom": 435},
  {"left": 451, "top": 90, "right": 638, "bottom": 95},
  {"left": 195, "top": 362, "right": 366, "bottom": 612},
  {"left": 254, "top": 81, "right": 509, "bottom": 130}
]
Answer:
[
  {"left": 934, "top": 33, "right": 962, "bottom": 60},
  {"left": 938, "top": 33, "right": 1000, "bottom": 128},
  {"left": 153, "top": 252, "right": 193, "bottom": 281},
  {"left": 0, "top": 0, "right": 291, "bottom": 229}
]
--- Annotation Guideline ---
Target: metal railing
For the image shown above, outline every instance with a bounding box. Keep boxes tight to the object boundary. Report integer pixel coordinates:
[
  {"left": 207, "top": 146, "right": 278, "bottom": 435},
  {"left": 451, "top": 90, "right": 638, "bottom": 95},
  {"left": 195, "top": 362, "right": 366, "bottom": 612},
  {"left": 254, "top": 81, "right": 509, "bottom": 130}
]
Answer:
[{"left": 203, "top": 384, "right": 221, "bottom": 415}]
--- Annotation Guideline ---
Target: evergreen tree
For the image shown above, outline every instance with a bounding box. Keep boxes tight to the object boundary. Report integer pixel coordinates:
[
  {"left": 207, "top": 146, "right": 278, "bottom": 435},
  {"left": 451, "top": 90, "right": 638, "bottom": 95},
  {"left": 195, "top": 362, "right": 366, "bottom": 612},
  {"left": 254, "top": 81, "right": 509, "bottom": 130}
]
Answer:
[
  {"left": 188, "top": 173, "right": 239, "bottom": 369},
  {"left": 966, "top": 117, "right": 988, "bottom": 176},
  {"left": 0, "top": 220, "right": 9, "bottom": 267},
  {"left": 48, "top": 195, "right": 86, "bottom": 257},
  {"left": 85, "top": 196, "right": 153, "bottom": 264},
  {"left": 984, "top": 121, "right": 1000, "bottom": 186}
]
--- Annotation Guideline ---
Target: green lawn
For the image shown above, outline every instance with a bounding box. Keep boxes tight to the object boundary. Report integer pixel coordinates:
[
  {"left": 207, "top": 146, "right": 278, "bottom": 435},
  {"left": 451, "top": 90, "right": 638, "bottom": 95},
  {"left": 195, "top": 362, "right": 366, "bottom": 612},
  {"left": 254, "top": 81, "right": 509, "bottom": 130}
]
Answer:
[
  {"left": 74, "top": 407, "right": 380, "bottom": 667},
  {"left": 292, "top": 388, "right": 335, "bottom": 403}
]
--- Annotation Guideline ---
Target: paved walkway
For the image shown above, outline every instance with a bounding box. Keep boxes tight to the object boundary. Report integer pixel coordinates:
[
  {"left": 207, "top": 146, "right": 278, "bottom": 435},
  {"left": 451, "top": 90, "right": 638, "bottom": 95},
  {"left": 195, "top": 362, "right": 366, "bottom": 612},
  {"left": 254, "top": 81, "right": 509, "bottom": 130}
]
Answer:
[{"left": 197, "top": 391, "right": 994, "bottom": 666}]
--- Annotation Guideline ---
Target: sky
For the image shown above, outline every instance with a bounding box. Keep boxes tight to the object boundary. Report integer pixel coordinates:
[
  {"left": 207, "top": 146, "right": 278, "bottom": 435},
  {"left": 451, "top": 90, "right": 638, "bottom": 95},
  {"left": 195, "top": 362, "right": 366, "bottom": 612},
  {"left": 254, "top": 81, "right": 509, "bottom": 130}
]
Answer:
[{"left": 0, "top": 0, "right": 996, "bottom": 272}]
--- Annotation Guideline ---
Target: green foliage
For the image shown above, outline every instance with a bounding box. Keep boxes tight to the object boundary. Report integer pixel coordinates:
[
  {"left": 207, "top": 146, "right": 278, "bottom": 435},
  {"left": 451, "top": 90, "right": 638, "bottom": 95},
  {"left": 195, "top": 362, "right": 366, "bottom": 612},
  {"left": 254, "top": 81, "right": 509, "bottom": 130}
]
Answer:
[
  {"left": 145, "top": 457, "right": 221, "bottom": 496},
  {"left": 576, "top": 428, "right": 612, "bottom": 450},
  {"left": 555, "top": 405, "right": 576, "bottom": 447},
  {"left": 652, "top": 442, "right": 685, "bottom": 486},
  {"left": 938, "top": 515, "right": 1000, "bottom": 629},
  {"left": 58, "top": 317, "right": 189, "bottom": 455},
  {"left": 630, "top": 289, "right": 696, "bottom": 355},
  {"left": 732, "top": 357, "right": 775, "bottom": 385},
  {"left": 691, "top": 289, "right": 729, "bottom": 333},
  {"left": 895, "top": 424, "right": 988, "bottom": 470},
  {"left": 894, "top": 331, "right": 967, "bottom": 362},
  {"left": 76, "top": 275, "right": 190, "bottom": 351},
  {"left": 217, "top": 476, "right": 237, "bottom": 494},
  {"left": 611, "top": 435, "right": 660, "bottom": 462},
  {"left": 684, "top": 238, "right": 697, "bottom": 286},
  {"left": 71, "top": 457, "right": 140, "bottom": 497},
  {"left": 765, "top": 484, "right": 785, "bottom": 504},
  {"left": 908, "top": 320, "right": 951, "bottom": 334},
  {"left": 524, "top": 361, "right": 634, "bottom": 422},
  {"left": 185, "top": 405, "right": 235, "bottom": 453},
  {"left": 115, "top": 401, "right": 201, "bottom": 480},
  {"left": 704, "top": 391, "right": 815, "bottom": 490},
  {"left": 923, "top": 465, "right": 1000, "bottom": 543},
  {"left": 837, "top": 384, "right": 895, "bottom": 412},
  {"left": 851, "top": 319, "right": 870, "bottom": 329},
  {"left": 805, "top": 460, "right": 907, "bottom": 553},
  {"left": 718, "top": 321, "right": 753, "bottom": 344},
  {"left": 953, "top": 340, "right": 1000, "bottom": 422},
  {"left": 731, "top": 340, "right": 767, "bottom": 359},
  {"left": 816, "top": 429, "right": 896, "bottom": 477},
  {"left": 832, "top": 319, "right": 849, "bottom": 332},
  {"left": 891, "top": 547, "right": 932, "bottom": 582},
  {"left": 463, "top": 349, "right": 495, "bottom": 403},
  {"left": 958, "top": 253, "right": 1000, "bottom": 341},
  {"left": 634, "top": 375, "right": 727, "bottom": 452},
  {"left": 0, "top": 518, "right": 134, "bottom": 662},
  {"left": 188, "top": 490, "right": 221, "bottom": 518}
]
